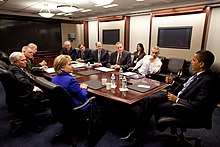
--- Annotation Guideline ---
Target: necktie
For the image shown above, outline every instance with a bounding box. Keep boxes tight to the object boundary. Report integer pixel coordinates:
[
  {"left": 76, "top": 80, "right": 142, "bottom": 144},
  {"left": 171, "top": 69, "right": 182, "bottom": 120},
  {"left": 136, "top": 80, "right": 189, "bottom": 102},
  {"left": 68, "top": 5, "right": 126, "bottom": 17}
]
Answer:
[
  {"left": 117, "top": 53, "right": 121, "bottom": 65},
  {"left": 81, "top": 52, "right": 84, "bottom": 59},
  {"left": 98, "top": 51, "right": 101, "bottom": 63},
  {"left": 177, "top": 74, "right": 197, "bottom": 97}
]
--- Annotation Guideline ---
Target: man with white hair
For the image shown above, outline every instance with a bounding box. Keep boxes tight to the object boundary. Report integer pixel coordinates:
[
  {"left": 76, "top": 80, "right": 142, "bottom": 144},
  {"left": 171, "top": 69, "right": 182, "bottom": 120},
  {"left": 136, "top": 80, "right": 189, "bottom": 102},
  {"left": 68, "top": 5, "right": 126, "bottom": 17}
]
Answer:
[
  {"left": 8, "top": 52, "right": 45, "bottom": 133},
  {"left": 60, "top": 40, "right": 77, "bottom": 61},
  {"left": 28, "top": 43, "right": 47, "bottom": 67}
]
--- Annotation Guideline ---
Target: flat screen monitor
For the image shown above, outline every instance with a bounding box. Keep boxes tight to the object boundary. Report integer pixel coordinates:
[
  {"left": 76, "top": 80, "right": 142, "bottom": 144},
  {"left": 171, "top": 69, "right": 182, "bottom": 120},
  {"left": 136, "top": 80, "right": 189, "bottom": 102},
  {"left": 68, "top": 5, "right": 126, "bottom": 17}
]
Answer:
[
  {"left": 102, "top": 29, "right": 120, "bottom": 45},
  {"left": 157, "top": 26, "right": 193, "bottom": 49},
  {"left": 0, "top": 18, "right": 61, "bottom": 54}
]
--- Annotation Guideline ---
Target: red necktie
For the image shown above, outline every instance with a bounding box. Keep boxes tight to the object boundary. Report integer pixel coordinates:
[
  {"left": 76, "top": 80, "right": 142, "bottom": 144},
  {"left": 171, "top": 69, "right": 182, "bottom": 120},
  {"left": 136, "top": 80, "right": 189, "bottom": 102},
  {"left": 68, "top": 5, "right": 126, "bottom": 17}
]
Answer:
[{"left": 117, "top": 53, "right": 121, "bottom": 65}]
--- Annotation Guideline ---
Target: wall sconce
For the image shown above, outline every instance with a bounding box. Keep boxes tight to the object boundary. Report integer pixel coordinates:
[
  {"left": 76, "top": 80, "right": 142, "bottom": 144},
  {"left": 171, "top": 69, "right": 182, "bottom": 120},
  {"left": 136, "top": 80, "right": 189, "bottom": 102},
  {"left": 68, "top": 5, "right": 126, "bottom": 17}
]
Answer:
[
  {"left": 91, "top": 0, "right": 114, "bottom": 6},
  {"left": 57, "top": 5, "right": 78, "bottom": 13},
  {"left": 38, "top": 4, "right": 55, "bottom": 18}
]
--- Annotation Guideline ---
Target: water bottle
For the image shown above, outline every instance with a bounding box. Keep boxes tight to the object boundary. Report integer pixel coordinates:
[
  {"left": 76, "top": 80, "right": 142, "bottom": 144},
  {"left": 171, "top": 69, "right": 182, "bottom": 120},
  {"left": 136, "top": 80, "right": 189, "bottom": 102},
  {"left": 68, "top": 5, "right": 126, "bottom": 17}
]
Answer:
[
  {"left": 122, "top": 76, "right": 127, "bottom": 89},
  {"left": 119, "top": 67, "right": 123, "bottom": 80},
  {"left": 111, "top": 74, "right": 115, "bottom": 87}
]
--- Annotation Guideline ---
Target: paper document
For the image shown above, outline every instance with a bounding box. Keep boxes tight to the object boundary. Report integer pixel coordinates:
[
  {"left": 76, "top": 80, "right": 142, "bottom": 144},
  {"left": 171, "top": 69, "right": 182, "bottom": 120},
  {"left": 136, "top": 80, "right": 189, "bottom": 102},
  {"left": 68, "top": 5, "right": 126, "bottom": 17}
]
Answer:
[
  {"left": 120, "top": 72, "right": 137, "bottom": 76},
  {"left": 137, "top": 84, "right": 151, "bottom": 89},
  {"left": 72, "top": 63, "right": 86, "bottom": 68},
  {"left": 45, "top": 67, "right": 55, "bottom": 74},
  {"left": 95, "top": 67, "right": 115, "bottom": 72}
]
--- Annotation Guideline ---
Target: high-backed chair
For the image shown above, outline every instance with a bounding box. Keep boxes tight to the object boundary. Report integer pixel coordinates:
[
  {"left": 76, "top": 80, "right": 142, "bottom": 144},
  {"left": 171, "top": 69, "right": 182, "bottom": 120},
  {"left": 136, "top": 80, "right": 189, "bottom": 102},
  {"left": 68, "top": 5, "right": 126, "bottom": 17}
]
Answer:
[
  {"left": 34, "top": 76, "right": 98, "bottom": 146},
  {"left": 157, "top": 57, "right": 185, "bottom": 82},
  {"left": 155, "top": 65, "right": 220, "bottom": 147}
]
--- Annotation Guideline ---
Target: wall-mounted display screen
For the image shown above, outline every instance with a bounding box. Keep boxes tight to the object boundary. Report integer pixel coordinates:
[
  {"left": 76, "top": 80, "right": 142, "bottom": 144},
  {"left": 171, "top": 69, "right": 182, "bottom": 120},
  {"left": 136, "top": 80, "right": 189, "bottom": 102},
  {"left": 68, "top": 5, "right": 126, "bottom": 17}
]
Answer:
[
  {"left": 157, "top": 26, "right": 193, "bottom": 49},
  {"left": 102, "top": 29, "right": 120, "bottom": 45},
  {"left": 0, "top": 18, "right": 61, "bottom": 54}
]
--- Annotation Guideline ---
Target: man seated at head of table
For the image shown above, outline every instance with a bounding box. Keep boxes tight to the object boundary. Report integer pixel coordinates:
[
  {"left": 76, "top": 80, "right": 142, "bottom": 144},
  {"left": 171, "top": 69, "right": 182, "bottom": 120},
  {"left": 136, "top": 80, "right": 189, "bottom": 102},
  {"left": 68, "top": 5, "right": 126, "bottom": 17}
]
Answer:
[
  {"left": 76, "top": 44, "right": 92, "bottom": 63},
  {"left": 90, "top": 42, "right": 110, "bottom": 67},
  {"left": 107, "top": 42, "right": 131, "bottom": 71},
  {"left": 60, "top": 40, "right": 77, "bottom": 61}
]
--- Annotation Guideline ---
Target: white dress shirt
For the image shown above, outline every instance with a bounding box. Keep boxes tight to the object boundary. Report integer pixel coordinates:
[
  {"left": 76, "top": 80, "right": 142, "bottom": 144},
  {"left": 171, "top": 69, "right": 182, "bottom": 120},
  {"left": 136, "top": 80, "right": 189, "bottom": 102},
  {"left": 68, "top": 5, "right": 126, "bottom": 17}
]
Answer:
[{"left": 134, "top": 55, "right": 162, "bottom": 75}]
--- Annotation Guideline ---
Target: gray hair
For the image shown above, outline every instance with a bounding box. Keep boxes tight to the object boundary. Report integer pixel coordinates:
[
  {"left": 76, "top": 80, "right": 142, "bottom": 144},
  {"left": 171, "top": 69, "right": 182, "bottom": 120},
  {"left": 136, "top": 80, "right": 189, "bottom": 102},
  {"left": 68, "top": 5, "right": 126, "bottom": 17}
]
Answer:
[
  {"left": 64, "top": 41, "right": 71, "bottom": 46},
  {"left": 9, "top": 52, "right": 24, "bottom": 64},
  {"left": 28, "top": 43, "right": 37, "bottom": 50},
  {"left": 152, "top": 46, "right": 160, "bottom": 51},
  {"left": 22, "top": 46, "right": 31, "bottom": 53}
]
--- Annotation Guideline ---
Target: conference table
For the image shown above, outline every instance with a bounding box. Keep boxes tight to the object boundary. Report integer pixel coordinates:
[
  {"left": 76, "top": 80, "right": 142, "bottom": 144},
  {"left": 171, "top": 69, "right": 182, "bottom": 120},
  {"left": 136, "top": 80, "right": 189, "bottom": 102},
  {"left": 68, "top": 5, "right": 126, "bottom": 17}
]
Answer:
[{"left": 45, "top": 65, "right": 168, "bottom": 105}]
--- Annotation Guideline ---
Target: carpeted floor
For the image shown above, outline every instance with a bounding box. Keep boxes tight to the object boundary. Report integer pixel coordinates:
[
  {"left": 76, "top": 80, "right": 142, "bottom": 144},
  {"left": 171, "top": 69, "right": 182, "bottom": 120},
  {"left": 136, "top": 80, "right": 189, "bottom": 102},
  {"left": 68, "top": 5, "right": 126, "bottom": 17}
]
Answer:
[{"left": 1, "top": 82, "right": 220, "bottom": 147}]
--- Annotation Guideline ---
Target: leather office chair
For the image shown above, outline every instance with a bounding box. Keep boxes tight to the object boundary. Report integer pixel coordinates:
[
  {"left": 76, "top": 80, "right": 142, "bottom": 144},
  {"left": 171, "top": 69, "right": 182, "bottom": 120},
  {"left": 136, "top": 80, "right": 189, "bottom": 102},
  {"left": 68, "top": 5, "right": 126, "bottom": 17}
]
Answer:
[
  {"left": 0, "top": 64, "right": 50, "bottom": 136},
  {"left": 34, "top": 76, "right": 99, "bottom": 146},
  {"left": 155, "top": 66, "right": 220, "bottom": 147},
  {"left": 156, "top": 57, "right": 185, "bottom": 82},
  {"left": 0, "top": 51, "right": 10, "bottom": 65}
]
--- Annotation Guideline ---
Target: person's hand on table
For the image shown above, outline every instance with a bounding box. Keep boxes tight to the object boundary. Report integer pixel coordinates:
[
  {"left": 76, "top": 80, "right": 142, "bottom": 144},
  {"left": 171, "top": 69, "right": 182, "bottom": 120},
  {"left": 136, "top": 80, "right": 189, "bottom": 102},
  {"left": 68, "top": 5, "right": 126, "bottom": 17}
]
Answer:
[{"left": 80, "top": 83, "right": 88, "bottom": 89}]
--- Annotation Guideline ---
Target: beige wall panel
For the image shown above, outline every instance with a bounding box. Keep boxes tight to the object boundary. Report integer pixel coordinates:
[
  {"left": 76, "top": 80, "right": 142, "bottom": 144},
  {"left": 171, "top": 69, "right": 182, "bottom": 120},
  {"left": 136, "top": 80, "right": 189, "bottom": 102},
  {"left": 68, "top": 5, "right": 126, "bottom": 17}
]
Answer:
[
  {"left": 151, "top": 13, "right": 206, "bottom": 60},
  {"left": 99, "top": 20, "right": 125, "bottom": 52}
]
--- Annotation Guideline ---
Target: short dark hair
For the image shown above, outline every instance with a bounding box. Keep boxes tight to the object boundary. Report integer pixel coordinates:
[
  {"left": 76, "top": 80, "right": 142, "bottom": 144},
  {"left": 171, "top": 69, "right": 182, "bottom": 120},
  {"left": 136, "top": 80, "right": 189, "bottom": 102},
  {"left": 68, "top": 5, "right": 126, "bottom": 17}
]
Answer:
[{"left": 196, "top": 50, "right": 215, "bottom": 69}]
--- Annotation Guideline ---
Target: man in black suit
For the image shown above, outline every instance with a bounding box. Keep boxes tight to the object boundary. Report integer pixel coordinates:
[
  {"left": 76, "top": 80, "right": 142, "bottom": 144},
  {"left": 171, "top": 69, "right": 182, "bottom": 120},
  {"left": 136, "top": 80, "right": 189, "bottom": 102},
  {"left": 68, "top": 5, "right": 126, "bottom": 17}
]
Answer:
[
  {"left": 90, "top": 42, "right": 109, "bottom": 67},
  {"left": 76, "top": 44, "right": 92, "bottom": 63},
  {"left": 107, "top": 42, "right": 131, "bottom": 71},
  {"left": 60, "top": 40, "right": 77, "bottom": 61},
  {"left": 120, "top": 50, "right": 218, "bottom": 141},
  {"left": 8, "top": 52, "right": 46, "bottom": 132}
]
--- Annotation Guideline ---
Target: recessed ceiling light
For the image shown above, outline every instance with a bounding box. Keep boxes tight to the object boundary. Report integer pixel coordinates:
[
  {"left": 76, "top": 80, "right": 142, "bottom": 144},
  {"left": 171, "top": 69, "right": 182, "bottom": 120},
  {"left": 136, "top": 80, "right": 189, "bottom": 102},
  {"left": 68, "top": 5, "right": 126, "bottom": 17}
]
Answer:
[
  {"left": 81, "top": 9, "right": 92, "bottom": 13},
  {"left": 136, "top": 0, "right": 145, "bottom": 2},
  {"left": 103, "top": 4, "right": 118, "bottom": 8},
  {"left": 56, "top": 12, "right": 65, "bottom": 16}
]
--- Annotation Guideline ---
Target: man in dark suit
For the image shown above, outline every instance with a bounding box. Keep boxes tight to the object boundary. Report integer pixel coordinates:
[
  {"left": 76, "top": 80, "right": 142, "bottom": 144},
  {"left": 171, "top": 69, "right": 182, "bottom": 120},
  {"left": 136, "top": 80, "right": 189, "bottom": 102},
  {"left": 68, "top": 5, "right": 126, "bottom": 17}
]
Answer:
[
  {"left": 60, "top": 40, "right": 77, "bottom": 61},
  {"left": 120, "top": 50, "right": 218, "bottom": 141},
  {"left": 8, "top": 52, "right": 46, "bottom": 133},
  {"left": 90, "top": 42, "right": 109, "bottom": 67},
  {"left": 76, "top": 44, "right": 92, "bottom": 63},
  {"left": 107, "top": 42, "right": 131, "bottom": 71}
]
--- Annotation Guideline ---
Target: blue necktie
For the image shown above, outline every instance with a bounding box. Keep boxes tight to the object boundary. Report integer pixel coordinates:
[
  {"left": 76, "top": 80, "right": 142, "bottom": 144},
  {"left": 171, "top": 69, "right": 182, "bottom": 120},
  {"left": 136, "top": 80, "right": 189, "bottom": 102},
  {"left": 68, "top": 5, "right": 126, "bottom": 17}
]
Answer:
[{"left": 178, "top": 74, "right": 197, "bottom": 97}]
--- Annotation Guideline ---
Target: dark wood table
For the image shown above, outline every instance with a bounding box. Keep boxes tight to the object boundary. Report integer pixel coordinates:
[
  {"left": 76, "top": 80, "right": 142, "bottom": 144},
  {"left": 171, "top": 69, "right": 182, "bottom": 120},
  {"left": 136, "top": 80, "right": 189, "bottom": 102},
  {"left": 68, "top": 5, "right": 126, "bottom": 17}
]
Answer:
[{"left": 70, "top": 67, "right": 168, "bottom": 105}]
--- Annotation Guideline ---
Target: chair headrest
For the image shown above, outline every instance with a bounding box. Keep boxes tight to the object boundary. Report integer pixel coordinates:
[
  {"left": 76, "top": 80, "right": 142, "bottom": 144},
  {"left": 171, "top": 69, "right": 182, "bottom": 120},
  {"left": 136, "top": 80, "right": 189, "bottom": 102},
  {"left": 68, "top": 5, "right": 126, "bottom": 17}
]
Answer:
[
  {"left": 35, "top": 76, "right": 58, "bottom": 91},
  {"left": 0, "top": 60, "right": 9, "bottom": 70}
]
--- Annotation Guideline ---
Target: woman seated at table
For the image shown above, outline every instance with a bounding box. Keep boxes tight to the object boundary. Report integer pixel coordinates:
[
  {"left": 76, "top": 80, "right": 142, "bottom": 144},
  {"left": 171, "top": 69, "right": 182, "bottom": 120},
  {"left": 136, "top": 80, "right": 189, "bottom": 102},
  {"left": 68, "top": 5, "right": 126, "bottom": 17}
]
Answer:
[
  {"left": 52, "top": 54, "right": 89, "bottom": 108},
  {"left": 132, "top": 43, "right": 146, "bottom": 67}
]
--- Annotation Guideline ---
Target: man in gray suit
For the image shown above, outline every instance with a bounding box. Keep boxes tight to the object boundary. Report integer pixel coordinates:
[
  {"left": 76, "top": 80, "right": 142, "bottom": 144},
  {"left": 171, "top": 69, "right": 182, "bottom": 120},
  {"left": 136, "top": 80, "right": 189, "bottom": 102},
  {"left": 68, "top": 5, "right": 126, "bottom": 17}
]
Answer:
[{"left": 90, "top": 42, "right": 109, "bottom": 67}]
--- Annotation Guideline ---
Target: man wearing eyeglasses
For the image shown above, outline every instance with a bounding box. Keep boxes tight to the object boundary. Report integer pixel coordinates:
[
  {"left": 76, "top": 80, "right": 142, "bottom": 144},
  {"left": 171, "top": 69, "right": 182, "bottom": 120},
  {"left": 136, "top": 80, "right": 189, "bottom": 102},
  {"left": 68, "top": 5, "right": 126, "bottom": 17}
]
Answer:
[{"left": 129, "top": 46, "right": 162, "bottom": 76}]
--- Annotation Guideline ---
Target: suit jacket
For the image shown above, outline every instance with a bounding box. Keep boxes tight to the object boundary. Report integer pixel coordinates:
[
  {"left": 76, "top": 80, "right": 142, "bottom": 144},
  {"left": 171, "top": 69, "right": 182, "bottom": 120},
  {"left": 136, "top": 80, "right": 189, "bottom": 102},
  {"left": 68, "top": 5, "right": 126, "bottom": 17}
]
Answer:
[
  {"left": 60, "top": 47, "right": 77, "bottom": 61},
  {"left": 8, "top": 64, "right": 35, "bottom": 98},
  {"left": 76, "top": 48, "right": 92, "bottom": 63},
  {"left": 24, "top": 58, "right": 42, "bottom": 75},
  {"left": 90, "top": 48, "right": 109, "bottom": 67},
  {"left": 171, "top": 70, "right": 218, "bottom": 113},
  {"left": 107, "top": 50, "right": 131, "bottom": 71},
  {"left": 52, "top": 72, "right": 89, "bottom": 107}
]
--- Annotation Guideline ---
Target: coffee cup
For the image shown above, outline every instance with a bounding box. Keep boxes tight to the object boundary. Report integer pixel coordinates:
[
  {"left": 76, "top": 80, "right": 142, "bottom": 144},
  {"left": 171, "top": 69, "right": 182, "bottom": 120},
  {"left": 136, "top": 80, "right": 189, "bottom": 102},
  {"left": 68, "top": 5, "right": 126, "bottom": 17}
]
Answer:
[
  {"left": 106, "top": 83, "right": 111, "bottom": 90},
  {"left": 101, "top": 78, "right": 107, "bottom": 85}
]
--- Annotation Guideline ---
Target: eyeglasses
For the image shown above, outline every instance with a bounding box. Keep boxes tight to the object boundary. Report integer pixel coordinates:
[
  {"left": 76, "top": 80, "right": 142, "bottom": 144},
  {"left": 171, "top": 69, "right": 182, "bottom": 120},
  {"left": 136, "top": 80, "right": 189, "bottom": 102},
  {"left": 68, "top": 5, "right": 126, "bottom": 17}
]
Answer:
[{"left": 152, "top": 52, "right": 159, "bottom": 54}]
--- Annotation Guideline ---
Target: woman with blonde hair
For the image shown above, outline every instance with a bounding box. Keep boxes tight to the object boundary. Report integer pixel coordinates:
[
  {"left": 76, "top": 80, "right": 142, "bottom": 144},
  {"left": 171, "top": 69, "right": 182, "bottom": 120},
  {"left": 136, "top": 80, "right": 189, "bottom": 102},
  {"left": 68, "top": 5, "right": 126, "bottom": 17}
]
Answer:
[{"left": 52, "top": 54, "right": 88, "bottom": 107}]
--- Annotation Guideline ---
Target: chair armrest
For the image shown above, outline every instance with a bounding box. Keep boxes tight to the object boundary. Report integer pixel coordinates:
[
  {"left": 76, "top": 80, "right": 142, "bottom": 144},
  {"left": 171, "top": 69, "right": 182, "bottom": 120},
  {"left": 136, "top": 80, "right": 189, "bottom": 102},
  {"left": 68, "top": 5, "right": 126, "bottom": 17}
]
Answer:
[
  {"left": 172, "top": 103, "right": 196, "bottom": 115},
  {"left": 73, "top": 96, "right": 96, "bottom": 110}
]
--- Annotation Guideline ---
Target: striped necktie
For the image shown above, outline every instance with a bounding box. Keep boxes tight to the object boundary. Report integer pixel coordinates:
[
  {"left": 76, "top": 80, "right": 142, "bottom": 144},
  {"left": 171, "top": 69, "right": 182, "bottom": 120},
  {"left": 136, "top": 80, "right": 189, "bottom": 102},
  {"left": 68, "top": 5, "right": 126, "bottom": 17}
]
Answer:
[
  {"left": 177, "top": 74, "right": 197, "bottom": 97},
  {"left": 98, "top": 51, "right": 101, "bottom": 63}
]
